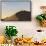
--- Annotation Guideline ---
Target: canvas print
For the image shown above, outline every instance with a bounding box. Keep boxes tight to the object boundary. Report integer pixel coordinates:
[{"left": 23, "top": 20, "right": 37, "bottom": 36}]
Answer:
[{"left": 1, "top": 1, "right": 31, "bottom": 21}]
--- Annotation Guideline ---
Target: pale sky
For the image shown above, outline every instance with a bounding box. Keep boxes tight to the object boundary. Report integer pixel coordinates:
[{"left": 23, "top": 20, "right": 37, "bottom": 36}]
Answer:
[
  {"left": 1, "top": 0, "right": 30, "bottom": 2},
  {"left": 2, "top": 2, "right": 30, "bottom": 19}
]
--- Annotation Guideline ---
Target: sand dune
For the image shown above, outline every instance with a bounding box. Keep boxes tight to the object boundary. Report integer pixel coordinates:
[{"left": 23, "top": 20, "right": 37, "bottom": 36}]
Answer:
[{"left": 1, "top": 10, "right": 31, "bottom": 21}]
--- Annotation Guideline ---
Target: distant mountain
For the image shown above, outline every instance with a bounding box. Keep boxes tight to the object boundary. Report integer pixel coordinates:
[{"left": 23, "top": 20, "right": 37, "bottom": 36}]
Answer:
[{"left": 1, "top": 10, "right": 31, "bottom": 21}]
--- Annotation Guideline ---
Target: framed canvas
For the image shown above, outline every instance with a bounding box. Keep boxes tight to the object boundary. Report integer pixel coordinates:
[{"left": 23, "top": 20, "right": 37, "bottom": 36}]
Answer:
[{"left": 1, "top": 1, "right": 31, "bottom": 21}]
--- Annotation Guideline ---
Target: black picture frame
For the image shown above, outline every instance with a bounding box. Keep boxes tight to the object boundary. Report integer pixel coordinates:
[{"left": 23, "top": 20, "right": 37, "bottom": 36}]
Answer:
[{"left": 1, "top": 0, "right": 31, "bottom": 21}]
